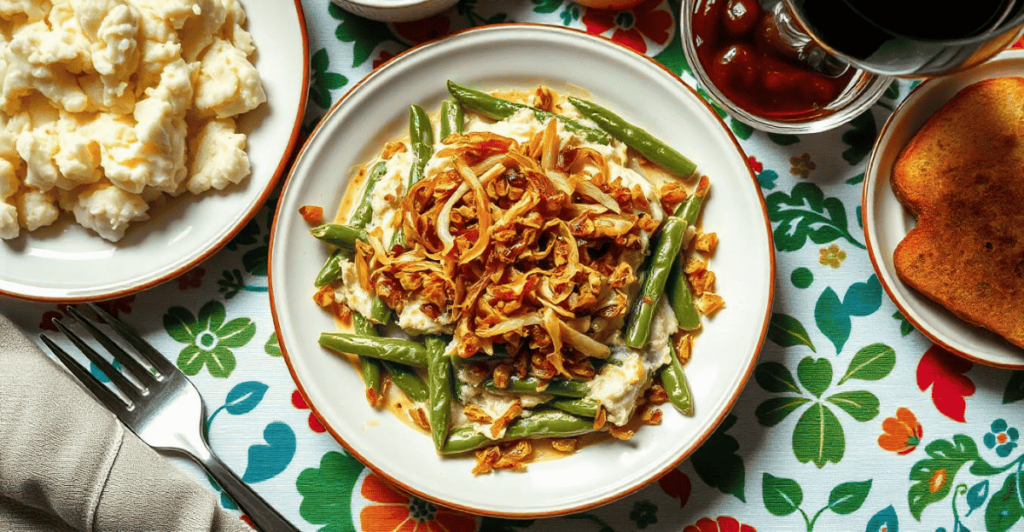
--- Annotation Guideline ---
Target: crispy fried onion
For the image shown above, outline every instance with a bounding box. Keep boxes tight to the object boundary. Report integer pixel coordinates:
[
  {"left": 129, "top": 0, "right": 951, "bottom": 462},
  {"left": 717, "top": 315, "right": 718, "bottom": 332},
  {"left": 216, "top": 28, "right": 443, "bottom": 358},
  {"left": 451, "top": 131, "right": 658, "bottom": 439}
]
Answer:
[{"left": 360, "top": 117, "right": 663, "bottom": 381}]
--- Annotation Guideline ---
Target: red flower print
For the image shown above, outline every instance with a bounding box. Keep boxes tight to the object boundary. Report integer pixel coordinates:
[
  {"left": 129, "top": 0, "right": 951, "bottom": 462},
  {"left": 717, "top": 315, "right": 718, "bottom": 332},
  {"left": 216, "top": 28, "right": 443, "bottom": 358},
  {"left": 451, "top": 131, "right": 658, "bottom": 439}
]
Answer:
[
  {"left": 39, "top": 309, "right": 63, "bottom": 331},
  {"left": 97, "top": 296, "right": 134, "bottom": 318},
  {"left": 359, "top": 472, "right": 477, "bottom": 532},
  {"left": 373, "top": 50, "right": 396, "bottom": 70},
  {"left": 291, "top": 389, "right": 326, "bottom": 433},
  {"left": 392, "top": 14, "right": 451, "bottom": 45},
  {"left": 916, "top": 345, "right": 976, "bottom": 423},
  {"left": 684, "top": 516, "right": 756, "bottom": 532},
  {"left": 178, "top": 267, "right": 205, "bottom": 290},
  {"left": 658, "top": 468, "right": 691, "bottom": 508},
  {"left": 582, "top": 0, "right": 673, "bottom": 54},
  {"left": 747, "top": 156, "right": 763, "bottom": 174},
  {"left": 878, "top": 407, "right": 922, "bottom": 454}
]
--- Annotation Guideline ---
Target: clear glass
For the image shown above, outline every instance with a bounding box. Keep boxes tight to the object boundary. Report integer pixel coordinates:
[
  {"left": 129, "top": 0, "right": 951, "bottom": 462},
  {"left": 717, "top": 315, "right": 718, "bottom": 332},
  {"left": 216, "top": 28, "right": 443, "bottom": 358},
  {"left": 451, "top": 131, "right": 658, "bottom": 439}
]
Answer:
[
  {"left": 681, "top": 0, "right": 893, "bottom": 134},
  {"left": 785, "top": 0, "right": 1024, "bottom": 77}
]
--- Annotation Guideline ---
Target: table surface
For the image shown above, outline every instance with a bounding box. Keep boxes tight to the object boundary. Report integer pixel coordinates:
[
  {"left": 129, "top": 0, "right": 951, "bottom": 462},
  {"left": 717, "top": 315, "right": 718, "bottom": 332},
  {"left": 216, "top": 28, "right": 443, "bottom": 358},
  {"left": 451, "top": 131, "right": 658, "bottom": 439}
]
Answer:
[{"left": 4, "top": 1, "right": 1024, "bottom": 531}]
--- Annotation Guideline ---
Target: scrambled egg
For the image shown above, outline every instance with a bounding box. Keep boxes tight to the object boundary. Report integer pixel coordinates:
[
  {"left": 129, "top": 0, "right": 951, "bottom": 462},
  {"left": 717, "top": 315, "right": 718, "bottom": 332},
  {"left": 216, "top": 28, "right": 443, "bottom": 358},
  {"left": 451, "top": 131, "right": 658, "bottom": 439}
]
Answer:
[{"left": 0, "top": 0, "right": 265, "bottom": 241}]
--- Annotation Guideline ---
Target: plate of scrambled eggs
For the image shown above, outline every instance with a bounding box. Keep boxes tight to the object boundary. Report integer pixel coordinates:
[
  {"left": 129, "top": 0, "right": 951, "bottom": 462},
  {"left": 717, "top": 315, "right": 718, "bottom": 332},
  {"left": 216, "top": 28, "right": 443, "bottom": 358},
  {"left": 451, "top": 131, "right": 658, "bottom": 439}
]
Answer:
[
  {"left": 0, "top": 0, "right": 308, "bottom": 301},
  {"left": 269, "top": 24, "right": 773, "bottom": 517}
]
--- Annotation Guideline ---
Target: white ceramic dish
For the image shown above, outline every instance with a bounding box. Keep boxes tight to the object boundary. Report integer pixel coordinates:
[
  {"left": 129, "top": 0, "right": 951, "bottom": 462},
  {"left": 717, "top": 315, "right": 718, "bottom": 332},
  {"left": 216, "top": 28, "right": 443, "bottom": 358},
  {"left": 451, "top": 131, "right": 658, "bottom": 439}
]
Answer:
[
  {"left": 329, "top": 0, "right": 458, "bottom": 22},
  {"left": 0, "top": 0, "right": 309, "bottom": 303},
  {"left": 269, "top": 24, "right": 774, "bottom": 517},
  {"left": 863, "top": 49, "right": 1024, "bottom": 369}
]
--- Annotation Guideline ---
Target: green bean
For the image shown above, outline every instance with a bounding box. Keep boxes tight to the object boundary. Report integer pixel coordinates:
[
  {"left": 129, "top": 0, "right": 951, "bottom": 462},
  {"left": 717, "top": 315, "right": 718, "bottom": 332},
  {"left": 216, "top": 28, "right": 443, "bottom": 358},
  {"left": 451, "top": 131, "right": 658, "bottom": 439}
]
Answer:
[
  {"left": 439, "top": 99, "right": 464, "bottom": 139},
  {"left": 482, "top": 376, "right": 590, "bottom": 398},
  {"left": 310, "top": 223, "right": 367, "bottom": 249},
  {"left": 427, "top": 336, "right": 452, "bottom": 449},
  {"left": 441, "top": 408, "right": 594, "bottom": 455},
  {"left": 390, "top": 104, "right": 434, "bottom": 250},
  {"left": 666, "top": 259, "right": 699, "bottom": 331},
  {"left": 624, "top": 217, "right": 687, "bottom": 348},
  {"left": 352, "top": 313, "right": 384, "bottom": 407},
  {"left": 382, "top": 361, "right": 429, "bottom": 403},
  {"left": 350, "top": 161, "right": 387, "bottom": 229},
  {"left": 314, "top": 249, "right": 344, "bottom": 287},
  {"left": 314, "top": 161, "right": 388, "bottom": 290},
  {"left": 549, "top": 398, "right": 599, "bottom": 418},
  {"left": 567, "top": 96, "right": 697, "bottom": 177},
  {"left": 446, "top": 81, "right": 611, "bottom": 145},
  {"left": 658, "top": 342, "right": 693, "bottom": 416},
  {"left": 318, "top": 332, "right": 429, "bottom": 367},
  {"left": 667, "top": 183, "right": 708, "bottom": 330}
]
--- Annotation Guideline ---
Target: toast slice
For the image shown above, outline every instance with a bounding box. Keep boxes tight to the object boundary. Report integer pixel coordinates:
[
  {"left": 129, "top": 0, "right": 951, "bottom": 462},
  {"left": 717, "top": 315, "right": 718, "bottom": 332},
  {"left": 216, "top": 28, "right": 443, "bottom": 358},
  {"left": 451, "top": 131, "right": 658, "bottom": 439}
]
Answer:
[{"left": 892, "top": 76, "right": 1024, "bottom": 350}]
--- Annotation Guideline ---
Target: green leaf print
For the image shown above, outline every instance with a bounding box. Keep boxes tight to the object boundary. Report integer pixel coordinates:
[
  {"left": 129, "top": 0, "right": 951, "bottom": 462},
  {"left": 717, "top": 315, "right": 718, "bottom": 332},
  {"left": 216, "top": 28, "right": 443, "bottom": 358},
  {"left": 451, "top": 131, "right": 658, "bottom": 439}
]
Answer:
[
  {"left": 330, "top": 3, "right": 392, "bottom": 68},
  {"left": 985, "top": 469, "right": 1023, "bottom": 531},
  {"left": 825, "top": 390, "right": 880, "bottom": 422},
  {"left": 1003, "top": 371, "right": 1024, "bottom": 404},
  {"left": 884, "top": 80, "right": 901, "bottom": 100},
  {"left": 697, "top": 87, "right": 727, "bottom": 119},
  {"left": 756, "top": 397, "right": 811, "bottom": 427},
  {"left": 814, "top": 276, "right": 883, "bottom": 354},
  {"left": 828, "top": 479, "right": 872, "bottom": 514},
  {"left": 797, "top": 357, "right": 832, "bottom": 399},
  {"left": 793, "top": 402, "right": 844, "bottom": 468},
  {"left": 838, "top": 343, "right": 896, "bottom": 385},
  {"left": 755, "top": 361, "right": 802, "bottom": 394},
  {"left": 763, "top": 473, "right": 804, "bottom": 516},
  {"left": 265, "top": 333, "right": 282, "bottom": 357},
  {"left": 845, "top": 172, "right": 865, "bottom": 185},
  {"left": 297, "top": 451, "right": 366, "bottom": 531},
  {"left": 766, "top": 181, "right": 864, "bottom": 252},
  {"left": 731, "top": 118, "right": 753, "bottom": 140},
  {"left": 691, "top": 414, "right": 746, "bottom": 501},
  {"left": 653, "top": 19, "right": 689, "bottom": 77},
  {"left": 814, "top": 288, "right": 848, "bottom": 354},
  {"left": 629, "top": 500, "right": 658, "bottom": 529},
  {"left": 767, "top": 132, "right": 800, "bottom": 146},
  {"left": 308, "top": 48, "right": 347, "bottom": 110},
  {"left": 841, "top": 111, "right": 877, "bottom": 166},
  {"left": 766, "top": 313, "right": 816, "bottom": 352},
  {"left": 908, "top": 435, "right": 980, "bottom": 519},
  {"left": 531, "top": 0, "right": 562, "bottom": 13},
  {"left": 164, "top": 301, "right": 255, "bottom": 378},
  {"left": 893, "top": 311, "right": 915, "bottom": 336}
]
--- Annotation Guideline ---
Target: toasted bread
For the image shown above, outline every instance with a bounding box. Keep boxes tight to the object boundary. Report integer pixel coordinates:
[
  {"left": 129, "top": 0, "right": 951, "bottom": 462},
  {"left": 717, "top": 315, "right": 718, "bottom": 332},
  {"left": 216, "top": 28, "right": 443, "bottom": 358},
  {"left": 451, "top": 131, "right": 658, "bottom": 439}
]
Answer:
[{"left": 892, "top": 76, "right": 1024, "bottom": 350}]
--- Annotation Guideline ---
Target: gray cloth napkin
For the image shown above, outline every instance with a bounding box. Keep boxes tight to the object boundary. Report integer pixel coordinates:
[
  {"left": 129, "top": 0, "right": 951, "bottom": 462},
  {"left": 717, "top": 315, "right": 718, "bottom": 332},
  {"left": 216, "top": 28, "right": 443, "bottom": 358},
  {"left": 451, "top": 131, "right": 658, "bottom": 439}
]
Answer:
[{"left": 0, "top": 313, "right": 250, "bottom": 532}]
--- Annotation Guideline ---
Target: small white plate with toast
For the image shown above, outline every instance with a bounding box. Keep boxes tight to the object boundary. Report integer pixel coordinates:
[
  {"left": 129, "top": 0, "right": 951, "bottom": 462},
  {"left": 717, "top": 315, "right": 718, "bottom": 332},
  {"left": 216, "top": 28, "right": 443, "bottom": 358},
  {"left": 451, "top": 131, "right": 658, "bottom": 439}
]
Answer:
[{"left": 863, "top": 49, "right": 1024, "bottom": 369}]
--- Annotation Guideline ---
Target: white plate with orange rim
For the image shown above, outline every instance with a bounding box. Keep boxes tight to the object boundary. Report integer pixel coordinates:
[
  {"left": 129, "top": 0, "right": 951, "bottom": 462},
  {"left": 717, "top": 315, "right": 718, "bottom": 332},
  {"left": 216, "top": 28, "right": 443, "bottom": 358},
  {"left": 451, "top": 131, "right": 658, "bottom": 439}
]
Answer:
[
  {"left": 863, "top": 48, "right": 1024, "bottom": 369},
  {"left": 269, "top": 24, "right": 774, "bottom": 517},
  {"left": 0, "top": 0, "right": 309, "bottom": 303}
]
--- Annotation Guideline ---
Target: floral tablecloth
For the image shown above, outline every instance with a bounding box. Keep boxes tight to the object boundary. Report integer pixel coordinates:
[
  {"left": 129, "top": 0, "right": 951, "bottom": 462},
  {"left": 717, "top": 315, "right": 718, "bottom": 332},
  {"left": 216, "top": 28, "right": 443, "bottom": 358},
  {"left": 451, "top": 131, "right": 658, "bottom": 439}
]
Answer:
[{"left": 4, "top": 1, "right": 1024, "bottom": 531}]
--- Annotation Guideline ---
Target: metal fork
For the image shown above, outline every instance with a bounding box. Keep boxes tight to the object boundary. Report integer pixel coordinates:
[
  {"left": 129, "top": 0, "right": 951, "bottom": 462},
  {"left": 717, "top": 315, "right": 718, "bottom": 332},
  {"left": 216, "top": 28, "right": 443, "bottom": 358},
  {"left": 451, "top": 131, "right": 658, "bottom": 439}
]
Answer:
[{"left": 40, "top": 304, "right": 298, "bottom": 532}]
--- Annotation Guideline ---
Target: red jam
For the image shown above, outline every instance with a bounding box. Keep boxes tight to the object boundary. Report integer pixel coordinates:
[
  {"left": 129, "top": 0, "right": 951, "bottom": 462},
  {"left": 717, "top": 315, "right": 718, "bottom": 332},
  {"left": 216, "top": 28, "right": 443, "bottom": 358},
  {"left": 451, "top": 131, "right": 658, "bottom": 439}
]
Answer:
[{"left": 691, "top": 0, "right": 857, "bottom": 120}]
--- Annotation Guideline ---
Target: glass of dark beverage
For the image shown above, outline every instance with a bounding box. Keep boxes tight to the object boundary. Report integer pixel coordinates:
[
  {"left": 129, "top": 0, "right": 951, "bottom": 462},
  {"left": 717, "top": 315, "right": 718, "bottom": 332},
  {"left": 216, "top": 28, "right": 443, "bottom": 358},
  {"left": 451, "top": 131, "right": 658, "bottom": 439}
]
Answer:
[{"left": 782, "top": 0, "right": 1024, "bottom": 76}]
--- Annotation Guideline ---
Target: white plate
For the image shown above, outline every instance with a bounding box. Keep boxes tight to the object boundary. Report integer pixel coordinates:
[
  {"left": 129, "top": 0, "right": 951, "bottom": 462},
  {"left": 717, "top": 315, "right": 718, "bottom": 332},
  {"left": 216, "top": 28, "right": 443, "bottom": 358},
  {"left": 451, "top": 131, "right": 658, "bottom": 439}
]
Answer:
[
  {"left": 863, "top": 49, "right": 1024, "bottom": 369},
  {"left": 269, "top": 24, "right": 774, "bottom": 517},
  {"left": 0, "top": 0, "right": 309, "bottom": 302}
]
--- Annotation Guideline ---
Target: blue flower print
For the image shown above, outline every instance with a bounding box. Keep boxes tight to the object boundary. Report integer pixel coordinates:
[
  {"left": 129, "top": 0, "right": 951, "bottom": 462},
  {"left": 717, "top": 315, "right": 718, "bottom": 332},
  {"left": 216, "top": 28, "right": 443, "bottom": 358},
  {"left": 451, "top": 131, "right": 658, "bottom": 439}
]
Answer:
[{"left": 983, "top": 418, "right": 1019, "bottom": 458}]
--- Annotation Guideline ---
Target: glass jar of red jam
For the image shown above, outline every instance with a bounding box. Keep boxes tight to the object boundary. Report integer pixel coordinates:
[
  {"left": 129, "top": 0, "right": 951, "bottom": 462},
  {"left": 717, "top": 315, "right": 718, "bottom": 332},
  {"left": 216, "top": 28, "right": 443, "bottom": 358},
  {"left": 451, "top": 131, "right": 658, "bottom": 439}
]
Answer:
[{"left": 683, "top": 0, "right": 890, "bottom": 132}]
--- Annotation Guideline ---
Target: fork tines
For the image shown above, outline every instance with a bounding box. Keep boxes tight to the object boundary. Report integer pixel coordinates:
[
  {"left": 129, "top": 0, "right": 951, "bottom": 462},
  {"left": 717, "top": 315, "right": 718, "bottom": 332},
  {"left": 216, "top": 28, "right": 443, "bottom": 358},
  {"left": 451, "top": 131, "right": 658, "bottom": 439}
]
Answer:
[{"left": 40, "top": 304, "right": 172, "bottom": 409}]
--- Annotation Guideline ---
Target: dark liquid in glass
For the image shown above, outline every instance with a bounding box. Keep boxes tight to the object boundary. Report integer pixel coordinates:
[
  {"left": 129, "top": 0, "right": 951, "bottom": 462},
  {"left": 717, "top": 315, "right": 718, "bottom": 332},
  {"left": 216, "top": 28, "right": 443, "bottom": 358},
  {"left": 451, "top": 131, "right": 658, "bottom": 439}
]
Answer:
[{"left": 788, "top": 0, "right": 1024, "bottom": 75}]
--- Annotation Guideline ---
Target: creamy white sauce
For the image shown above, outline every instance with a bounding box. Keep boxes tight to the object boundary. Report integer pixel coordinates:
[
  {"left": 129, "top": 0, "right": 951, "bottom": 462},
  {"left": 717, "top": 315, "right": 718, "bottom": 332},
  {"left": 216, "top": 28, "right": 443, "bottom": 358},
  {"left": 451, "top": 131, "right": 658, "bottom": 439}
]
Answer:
[{"left": 587, "top": 297, "right": 677, "bottom": 426}]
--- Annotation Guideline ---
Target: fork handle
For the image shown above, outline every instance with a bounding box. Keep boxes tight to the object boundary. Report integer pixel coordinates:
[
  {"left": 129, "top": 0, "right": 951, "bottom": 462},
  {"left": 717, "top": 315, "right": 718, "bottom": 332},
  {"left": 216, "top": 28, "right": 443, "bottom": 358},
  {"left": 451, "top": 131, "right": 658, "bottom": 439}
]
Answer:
[{"left": 194, "top": 451, "right": 298, "bottom": 532}]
